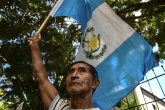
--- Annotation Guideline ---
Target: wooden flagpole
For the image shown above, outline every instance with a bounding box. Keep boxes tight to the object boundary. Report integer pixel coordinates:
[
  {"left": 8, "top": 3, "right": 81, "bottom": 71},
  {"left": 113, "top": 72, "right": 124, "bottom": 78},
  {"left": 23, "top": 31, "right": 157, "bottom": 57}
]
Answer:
[{"left": 37, "top": 15, "right": 51, "bottom": 33}]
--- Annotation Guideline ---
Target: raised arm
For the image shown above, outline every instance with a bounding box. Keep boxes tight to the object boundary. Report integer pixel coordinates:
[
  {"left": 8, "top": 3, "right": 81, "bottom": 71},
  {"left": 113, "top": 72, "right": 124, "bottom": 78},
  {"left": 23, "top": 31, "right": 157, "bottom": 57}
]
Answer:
[{"left": 28, "top": 33, "right": 58, "bottom": 110}]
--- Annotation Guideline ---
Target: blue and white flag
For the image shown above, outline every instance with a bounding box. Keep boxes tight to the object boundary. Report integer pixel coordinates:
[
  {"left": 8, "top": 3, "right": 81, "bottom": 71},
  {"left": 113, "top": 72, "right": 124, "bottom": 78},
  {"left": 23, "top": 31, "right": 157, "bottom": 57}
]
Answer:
[{"left": 49, "top": 0, "right": 158, "bottom": 109}]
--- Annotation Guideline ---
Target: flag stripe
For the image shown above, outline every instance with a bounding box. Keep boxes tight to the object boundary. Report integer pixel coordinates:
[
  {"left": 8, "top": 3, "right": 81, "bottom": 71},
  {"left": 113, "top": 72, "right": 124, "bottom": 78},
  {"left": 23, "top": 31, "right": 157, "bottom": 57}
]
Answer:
[
  {"left": 49, "top": 0, "right": 64, "bottom": 16},
  {"left": 75, "top": 2, "right": 135, "bottom": 67},
  {"left": 92, "top": 32, "right": 157, "bottom": 109},
  {"left": 49, "top": 0, "right": 104, "bottom": 33}
]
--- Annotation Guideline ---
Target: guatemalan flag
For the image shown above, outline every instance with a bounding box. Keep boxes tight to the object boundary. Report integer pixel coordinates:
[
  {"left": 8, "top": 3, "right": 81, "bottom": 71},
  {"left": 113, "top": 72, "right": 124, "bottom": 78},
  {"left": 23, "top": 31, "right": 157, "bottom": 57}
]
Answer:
[{"left": 49, "top": 0, "right": 158, "bottom": 109}]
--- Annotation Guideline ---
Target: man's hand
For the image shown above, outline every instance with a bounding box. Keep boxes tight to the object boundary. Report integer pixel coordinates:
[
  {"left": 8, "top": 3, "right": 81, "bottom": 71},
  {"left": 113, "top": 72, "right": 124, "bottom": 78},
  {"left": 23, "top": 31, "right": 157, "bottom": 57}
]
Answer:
[{"left": 28, "top": 33, "right": 41, "bottom": 46}]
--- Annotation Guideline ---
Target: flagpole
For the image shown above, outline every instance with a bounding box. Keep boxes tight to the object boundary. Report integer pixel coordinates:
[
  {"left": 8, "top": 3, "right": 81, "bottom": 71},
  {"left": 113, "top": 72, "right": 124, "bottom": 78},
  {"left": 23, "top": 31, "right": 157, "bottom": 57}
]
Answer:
[{"left": 37, "top": 15, "right": 50, "bottom": 33}]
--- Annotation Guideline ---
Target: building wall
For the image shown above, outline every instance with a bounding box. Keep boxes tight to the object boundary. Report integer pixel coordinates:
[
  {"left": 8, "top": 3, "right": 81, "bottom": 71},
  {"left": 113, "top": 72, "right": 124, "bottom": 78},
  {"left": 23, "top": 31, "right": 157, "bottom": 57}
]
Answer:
[
  {"left": 122, "top": 85, "right": 165, "bottom": 110},
  {"left": 143, "top": 95, "right": 165, "bottom": 110}
]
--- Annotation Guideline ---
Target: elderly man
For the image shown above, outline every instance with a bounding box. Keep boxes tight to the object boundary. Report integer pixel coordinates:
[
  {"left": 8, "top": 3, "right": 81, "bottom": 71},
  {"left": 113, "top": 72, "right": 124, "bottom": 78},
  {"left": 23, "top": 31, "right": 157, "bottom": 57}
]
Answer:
[{"left": 28, "top": 33, "right": 100, "bottom": 110}]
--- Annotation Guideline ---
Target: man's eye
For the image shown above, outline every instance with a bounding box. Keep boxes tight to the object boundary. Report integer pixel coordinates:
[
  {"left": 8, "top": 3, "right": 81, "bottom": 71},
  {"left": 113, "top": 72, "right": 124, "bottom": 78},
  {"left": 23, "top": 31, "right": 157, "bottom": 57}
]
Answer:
[
  {"left": 80, "top": 69, "right": 85, "bottom": 72},
  {"left": 69, "top": 71, "right": 74, "bottom": 74}
]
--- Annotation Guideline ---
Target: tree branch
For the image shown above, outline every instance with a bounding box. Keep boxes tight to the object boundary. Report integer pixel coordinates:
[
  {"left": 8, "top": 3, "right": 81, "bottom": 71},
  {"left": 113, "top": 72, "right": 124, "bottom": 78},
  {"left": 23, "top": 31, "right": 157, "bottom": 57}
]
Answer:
[
  {"left": 42, "top": 29, "right": 82, "bottom": 50},
  {"left": 116, "top": 1, "right": 165, "bottom": 15},
  {"left": 116, "top": 3, "right": 143, "bottom": 14},
  {"left": 125, "top": 6, "right": 165, "bottom": 20}
]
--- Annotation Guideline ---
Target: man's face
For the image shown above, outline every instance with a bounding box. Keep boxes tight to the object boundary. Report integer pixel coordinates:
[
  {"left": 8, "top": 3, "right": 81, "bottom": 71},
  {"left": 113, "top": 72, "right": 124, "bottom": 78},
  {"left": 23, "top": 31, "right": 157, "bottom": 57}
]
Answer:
[{"left": 66, "top": 63, "right": 93, "bottom": 95}]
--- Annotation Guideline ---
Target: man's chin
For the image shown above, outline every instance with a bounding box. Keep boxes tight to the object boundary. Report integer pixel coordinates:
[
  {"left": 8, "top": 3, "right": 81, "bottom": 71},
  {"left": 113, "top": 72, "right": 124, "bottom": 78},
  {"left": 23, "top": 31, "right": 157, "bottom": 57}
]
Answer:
[{"left": 67, "top": 88, "right": 82, "bottom": 95}]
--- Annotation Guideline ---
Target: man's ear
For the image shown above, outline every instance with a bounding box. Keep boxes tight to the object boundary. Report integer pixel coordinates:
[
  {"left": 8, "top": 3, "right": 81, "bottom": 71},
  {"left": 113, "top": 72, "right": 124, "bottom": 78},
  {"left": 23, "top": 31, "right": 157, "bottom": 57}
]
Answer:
[{"left": 92, "top": 79, "right": 100, "bottom": 89}]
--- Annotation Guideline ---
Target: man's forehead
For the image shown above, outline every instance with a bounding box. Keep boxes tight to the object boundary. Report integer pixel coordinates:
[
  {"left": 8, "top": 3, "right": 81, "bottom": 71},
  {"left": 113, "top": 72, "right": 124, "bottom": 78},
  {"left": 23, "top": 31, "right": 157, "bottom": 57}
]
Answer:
[{"left": 70, "top": 63, "right": 90, "bottom": 69}]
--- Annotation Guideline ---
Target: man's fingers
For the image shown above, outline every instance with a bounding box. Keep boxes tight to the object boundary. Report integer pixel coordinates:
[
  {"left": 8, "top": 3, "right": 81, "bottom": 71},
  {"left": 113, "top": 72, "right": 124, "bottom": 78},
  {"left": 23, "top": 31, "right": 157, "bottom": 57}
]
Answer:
[
  {"left": 28, "top": 40, "right": 32, "bottom": 47},
  {"left": 34, "top": 33, "right": 41, "bottom": 40},
  {"left": 29, "top": 38, "right": 32, "bottom": 40},
  {"left": 34, "top": 33, "right": 39, "bottom": 36},
  {"left": 34, "top": 33, "right": 40, "bottom": 36},
  {"left": 28, "top": 39, "right": 32, "bottom": 43},
  {"left": 28, "top": 33, "right": 41, "bottom": 46},
  {"left": 28, "top": 39, "right": 32, "bottom": 42},
  {"left": 38, "top": 33, "right": 41, "bottom": 40}
]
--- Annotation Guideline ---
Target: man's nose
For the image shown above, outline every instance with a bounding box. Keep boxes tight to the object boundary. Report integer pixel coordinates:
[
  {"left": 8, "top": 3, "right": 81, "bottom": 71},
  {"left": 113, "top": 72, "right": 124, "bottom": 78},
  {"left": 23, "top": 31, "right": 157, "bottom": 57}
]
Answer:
[{"left": 71, "top": 70, "right": 79, "bottom": 80}]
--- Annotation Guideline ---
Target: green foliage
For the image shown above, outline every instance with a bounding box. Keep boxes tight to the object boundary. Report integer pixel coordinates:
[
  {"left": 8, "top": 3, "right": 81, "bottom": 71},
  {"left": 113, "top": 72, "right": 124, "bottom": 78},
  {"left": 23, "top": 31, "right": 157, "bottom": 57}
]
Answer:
[
  {"left": 0, "top": 102, "right": 5, "bottom": 110},
  {"left": 116, "top": 98, "right": 147, "bottom": 110},
  {"left": 0, "top": 0, "right": 165, "bottom": 109},
  {"left": 130, "top": 98, "right": 136, "bottom": 110},
  {"left": 142, "top": 105, "right": 146, "bottom": 110},
  {"left": 115, "top": 98, "right": 135, "bottom": 110}
]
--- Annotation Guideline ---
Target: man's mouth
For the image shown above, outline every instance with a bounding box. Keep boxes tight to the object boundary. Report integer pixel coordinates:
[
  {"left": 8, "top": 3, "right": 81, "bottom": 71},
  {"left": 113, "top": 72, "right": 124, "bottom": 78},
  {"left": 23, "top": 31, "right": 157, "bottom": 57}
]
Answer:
[{"left": 70, "top": 82, "right": 80, "bottom": 86}]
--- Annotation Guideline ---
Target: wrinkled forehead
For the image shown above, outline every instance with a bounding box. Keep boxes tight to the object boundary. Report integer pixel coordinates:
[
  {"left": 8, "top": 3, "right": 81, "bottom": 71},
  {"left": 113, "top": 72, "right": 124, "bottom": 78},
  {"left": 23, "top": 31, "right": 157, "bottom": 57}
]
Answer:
[{"left": 69, "top": 63, "right": 90, "bottom": 71}]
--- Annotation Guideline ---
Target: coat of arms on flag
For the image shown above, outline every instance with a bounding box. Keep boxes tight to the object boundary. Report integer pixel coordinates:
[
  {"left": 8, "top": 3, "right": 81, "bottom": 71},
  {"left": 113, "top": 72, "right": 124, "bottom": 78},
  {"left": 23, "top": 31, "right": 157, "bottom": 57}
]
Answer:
[{"left": 82, "top": 27, "right": 107, "bottom": 60}]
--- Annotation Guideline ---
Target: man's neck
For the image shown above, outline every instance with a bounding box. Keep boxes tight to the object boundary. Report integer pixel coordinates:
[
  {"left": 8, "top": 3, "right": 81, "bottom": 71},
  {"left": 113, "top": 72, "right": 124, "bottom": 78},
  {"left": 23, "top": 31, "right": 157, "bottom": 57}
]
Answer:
[{"left": 70, "top": 92, "right": 95, "bottom": 109}]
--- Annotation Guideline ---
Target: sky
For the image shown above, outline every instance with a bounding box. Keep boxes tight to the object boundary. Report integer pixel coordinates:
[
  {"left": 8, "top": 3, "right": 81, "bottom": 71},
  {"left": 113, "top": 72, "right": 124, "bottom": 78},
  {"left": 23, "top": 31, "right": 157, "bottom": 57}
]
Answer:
[{"left": 141, "top": 51, "right": 165, "bottom": 101}]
